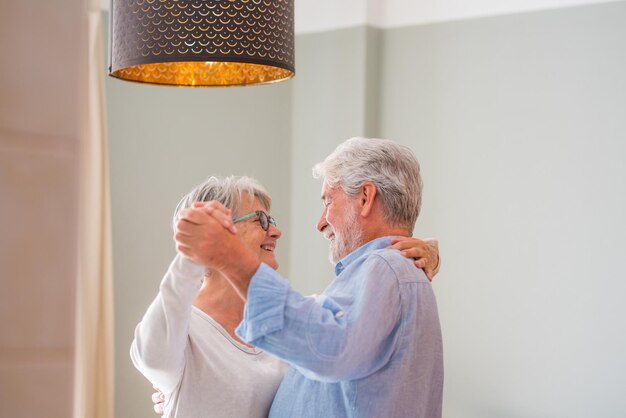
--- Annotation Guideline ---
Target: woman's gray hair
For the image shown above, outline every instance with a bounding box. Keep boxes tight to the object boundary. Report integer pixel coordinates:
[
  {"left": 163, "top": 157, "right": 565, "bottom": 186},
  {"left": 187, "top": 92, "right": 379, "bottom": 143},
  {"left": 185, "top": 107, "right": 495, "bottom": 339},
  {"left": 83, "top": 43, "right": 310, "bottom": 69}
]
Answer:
[
  {"left": 172, "top": 175, "right": 271, "bottom": 231},
  {"left": 312, "top": 137, "right": 422, "bottom": 233}
]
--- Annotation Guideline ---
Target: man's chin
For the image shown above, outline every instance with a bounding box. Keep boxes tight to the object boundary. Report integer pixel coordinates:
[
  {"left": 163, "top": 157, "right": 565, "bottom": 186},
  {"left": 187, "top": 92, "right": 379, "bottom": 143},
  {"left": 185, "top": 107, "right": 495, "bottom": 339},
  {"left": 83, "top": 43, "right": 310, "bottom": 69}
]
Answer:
[
  {"left": 328, "top": 247, "right": 343, "bottom": 265},
  {"left": 328, "top": 239, "right": 359, "bottom": 265}
]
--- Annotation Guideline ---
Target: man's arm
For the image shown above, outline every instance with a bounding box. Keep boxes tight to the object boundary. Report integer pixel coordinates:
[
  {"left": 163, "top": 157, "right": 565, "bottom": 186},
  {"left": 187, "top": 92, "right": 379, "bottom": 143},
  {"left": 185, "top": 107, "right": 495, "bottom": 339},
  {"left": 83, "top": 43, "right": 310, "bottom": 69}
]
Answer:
[
  {"left": 174, "top": 202, "right": 409, "bottom": 381},
  {"left": 235, "top": 254, "right": 404, "bottom": 382}
]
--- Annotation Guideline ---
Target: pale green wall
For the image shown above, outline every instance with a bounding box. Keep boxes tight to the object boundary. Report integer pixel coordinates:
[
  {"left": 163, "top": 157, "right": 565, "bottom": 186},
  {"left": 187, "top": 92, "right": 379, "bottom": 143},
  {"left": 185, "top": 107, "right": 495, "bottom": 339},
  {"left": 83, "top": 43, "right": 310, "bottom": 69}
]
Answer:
[
  {"left": 287, "top": 26, "right": 375, "bottom": 294},
  {"left": 104, "top": 12, "right": 294, "bottom": 416},
  {"left": 108, "top": 1, "right": 626, "bottom": 416},
  {"left": 377, "top": 3, "right": 626, "bottom": 416},
  {"left": 286, "top": 2, "right": 626, "bottom": 417}
]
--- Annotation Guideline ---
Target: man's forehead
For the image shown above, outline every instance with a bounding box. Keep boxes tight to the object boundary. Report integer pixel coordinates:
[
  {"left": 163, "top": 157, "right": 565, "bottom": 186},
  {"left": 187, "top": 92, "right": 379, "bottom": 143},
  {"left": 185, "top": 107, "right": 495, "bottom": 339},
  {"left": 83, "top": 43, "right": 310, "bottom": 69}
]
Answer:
[
  {"left": 320, "top": 181, "right": 332, "bottom": 199},
  {"left": 320, "top": 182, "right": 341, "bottom": 200}
]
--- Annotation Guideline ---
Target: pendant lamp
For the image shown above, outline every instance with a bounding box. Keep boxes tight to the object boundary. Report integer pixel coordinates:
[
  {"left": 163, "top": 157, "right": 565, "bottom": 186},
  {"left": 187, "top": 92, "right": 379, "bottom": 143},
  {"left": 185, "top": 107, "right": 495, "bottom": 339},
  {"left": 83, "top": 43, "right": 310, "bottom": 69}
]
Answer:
[{"left": 108, "top": 0, "right": 295, "bottom": 87}]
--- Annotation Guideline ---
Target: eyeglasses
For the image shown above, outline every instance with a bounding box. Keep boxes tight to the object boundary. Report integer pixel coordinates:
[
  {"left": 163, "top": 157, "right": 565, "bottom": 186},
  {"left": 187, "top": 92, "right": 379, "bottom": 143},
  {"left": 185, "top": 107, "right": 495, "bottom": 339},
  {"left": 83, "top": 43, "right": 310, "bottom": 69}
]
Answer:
[{"left": 233, "top": 210, "right": 277, "bottom": 232}]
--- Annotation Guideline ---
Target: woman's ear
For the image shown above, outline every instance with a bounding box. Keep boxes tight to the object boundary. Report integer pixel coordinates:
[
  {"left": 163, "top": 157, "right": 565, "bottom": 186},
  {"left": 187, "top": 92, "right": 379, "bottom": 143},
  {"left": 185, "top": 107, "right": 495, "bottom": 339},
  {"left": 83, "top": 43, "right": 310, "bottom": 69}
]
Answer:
[{"left": 359, "top": 182, "right": 377, "bottom": 217}]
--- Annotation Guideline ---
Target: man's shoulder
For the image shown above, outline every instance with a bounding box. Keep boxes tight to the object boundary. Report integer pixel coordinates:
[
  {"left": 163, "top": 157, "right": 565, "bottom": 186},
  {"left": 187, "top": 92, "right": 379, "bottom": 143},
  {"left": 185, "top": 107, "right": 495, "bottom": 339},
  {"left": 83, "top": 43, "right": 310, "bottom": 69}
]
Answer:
[{"left": 365, "top": 248, "right": 429, "bottom": 284}]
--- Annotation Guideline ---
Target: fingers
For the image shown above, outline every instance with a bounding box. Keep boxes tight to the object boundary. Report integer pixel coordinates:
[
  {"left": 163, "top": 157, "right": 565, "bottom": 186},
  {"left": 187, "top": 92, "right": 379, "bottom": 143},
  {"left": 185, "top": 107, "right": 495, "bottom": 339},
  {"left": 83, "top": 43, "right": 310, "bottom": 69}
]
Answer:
[
  {"left": 413, "top": 257, "right": 433, "bottom": 276},
  {"left": 174, "top": 221, "right": 199, "bottom": 251},
  {"left": 176, "top": 243, "right": 193, "bottom": 259},
  {"left": 173, "top": 203, "right": 241, "bottom": 266},
  {"left": 152, "top": 391, "right": 164, "bottom": 403},
  {"left": 177, "top": 206, "right": 210, "bottom": 224},
  {"left": 413, "top": 257, "right": 426, "bottom": 269},
  {"left": 425, "top": 238, "right": 439, "bottom": 248},
  {"left": 175, "top": 204, "right": 235, "bottom": 243},
  {"left": 175, "top": 233, "right": 205, "bottom": 263},
  {"left": 425, "top": 240, "right": 440, "bottom": 279},
  {"left": 187, "top": 201, "right": 237, "bottom": 234},
  {"left": 401, "top": 248, "right": 433, "bottom": 281},
  {"left": 152, "top": 389, "right": 165, "bottom": 415},
  {"left": 388, "top": 237, "right": 426, "bottom": 252},
  {"left": 389, "top": 237, "right": 421, "bottom": 247},
  {"left": 417, "top": 259, "right": 434, "bottom": 282},
  {"left": 390, "top": 237, "right": 436, "bottom": 281},
  {"left": 191, "top": 200, "right": 229, "bottom": 214},
  {"left": 399, "top": 248, "right": 426, "bottom": 259},
  {"left": 205, "top": 205, "right": 237, "bottom": 234}
]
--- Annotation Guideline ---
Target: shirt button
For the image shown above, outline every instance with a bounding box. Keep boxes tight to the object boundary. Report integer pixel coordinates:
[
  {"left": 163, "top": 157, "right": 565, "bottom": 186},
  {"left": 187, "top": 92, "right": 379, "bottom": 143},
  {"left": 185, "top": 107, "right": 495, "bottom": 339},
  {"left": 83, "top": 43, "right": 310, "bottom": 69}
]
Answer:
[{"left": 335, "top": 311, "right": 345, "bottom": 318}]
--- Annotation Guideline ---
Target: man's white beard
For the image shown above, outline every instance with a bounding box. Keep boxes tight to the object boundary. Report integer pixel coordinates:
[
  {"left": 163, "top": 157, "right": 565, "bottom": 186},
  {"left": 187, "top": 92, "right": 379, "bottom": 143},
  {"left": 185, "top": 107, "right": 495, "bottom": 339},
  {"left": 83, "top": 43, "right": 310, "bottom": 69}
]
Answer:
[{"left": 326, "top": 207, "right": 362, "bottom": 265}]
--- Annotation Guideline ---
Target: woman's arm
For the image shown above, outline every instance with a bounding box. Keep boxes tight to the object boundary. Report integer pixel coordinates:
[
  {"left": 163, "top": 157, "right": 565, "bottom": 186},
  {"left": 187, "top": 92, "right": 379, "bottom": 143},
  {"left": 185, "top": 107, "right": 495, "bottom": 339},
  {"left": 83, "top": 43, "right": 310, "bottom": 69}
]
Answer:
[{"left": 130, "top": 254, "right": 206, "bottom": 394}]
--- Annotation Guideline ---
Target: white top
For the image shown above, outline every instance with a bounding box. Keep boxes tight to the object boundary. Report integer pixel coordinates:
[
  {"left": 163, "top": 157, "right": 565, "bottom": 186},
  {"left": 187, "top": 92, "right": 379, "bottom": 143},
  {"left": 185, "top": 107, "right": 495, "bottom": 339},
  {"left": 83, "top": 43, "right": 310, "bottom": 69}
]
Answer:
[{"left": 130, "top": 254, "right": 288, "bottom": 418}]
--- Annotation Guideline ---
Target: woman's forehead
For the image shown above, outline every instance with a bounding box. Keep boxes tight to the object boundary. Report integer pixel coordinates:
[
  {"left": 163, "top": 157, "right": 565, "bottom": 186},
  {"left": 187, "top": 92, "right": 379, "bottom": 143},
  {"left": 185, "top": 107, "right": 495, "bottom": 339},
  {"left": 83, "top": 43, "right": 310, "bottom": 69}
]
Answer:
[{"left": 239, "top": 193, "right": 268, "bottom": 212}]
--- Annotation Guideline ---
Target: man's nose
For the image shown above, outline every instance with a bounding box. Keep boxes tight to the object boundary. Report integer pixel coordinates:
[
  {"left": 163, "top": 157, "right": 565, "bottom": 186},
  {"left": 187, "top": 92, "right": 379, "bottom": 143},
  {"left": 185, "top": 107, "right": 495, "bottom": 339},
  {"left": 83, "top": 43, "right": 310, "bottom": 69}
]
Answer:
[{"left": 316, "top": 208, "right": 328, "bottom": 233}]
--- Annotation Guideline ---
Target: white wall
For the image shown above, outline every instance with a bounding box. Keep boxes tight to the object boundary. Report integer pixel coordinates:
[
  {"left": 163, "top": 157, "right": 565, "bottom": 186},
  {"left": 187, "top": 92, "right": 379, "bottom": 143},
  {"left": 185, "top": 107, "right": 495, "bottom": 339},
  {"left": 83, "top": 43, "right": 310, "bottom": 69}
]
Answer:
[
  {"left": 294, "top": 0, "right": 624, "bottom": 33},
  {"left": 366, "top": 0, "right": 623, "bottom": 27},
  {"left": 101, "top": 0, "right": 624, "bottom": 33}
]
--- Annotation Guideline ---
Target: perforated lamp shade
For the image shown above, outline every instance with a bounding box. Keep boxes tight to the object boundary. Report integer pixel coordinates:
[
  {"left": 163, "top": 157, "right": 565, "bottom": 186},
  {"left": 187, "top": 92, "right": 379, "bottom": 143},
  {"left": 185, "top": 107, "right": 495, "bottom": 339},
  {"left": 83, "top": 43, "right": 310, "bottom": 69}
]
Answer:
[{"left": 109, "top": 0, "right": 295, "bottom": 87}]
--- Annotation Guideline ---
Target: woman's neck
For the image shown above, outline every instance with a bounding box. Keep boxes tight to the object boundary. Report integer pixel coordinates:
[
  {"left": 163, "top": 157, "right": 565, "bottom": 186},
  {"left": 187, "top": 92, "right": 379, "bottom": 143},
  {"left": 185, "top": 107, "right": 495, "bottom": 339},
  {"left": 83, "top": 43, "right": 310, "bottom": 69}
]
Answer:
[{"left": 193, "top": 272, "right": 248, "bottom": 343}]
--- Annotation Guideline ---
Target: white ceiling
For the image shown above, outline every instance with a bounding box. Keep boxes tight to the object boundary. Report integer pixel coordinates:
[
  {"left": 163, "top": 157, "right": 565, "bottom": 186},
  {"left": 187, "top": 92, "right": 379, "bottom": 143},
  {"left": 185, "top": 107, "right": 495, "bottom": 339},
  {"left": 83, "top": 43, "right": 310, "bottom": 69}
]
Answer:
[{"left": 101, "top": 0, "right": 623, "bottom": 33}]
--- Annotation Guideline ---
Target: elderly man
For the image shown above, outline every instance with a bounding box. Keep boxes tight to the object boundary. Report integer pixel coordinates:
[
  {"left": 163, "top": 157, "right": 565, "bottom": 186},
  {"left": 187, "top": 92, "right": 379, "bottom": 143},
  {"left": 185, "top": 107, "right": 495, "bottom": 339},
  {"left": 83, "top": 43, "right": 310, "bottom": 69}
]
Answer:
[{"left": 176, "top": 137, "right": 443, "bottom": 417}]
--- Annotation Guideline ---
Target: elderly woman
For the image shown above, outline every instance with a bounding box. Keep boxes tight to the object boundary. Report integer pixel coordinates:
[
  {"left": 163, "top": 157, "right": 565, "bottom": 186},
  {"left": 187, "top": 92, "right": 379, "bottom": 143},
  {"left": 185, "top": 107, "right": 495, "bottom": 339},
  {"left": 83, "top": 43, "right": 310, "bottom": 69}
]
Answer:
[{"left": 131, "top": 176, "right": 440, "bottom": 417}]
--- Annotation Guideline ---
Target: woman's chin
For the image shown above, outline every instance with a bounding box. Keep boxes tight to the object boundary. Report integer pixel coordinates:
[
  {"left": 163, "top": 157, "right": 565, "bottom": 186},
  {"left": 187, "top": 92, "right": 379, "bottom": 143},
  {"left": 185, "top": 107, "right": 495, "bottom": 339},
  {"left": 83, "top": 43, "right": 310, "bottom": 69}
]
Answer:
[{"left": 262, "top": 254, "right": 279, "bottom": 270}]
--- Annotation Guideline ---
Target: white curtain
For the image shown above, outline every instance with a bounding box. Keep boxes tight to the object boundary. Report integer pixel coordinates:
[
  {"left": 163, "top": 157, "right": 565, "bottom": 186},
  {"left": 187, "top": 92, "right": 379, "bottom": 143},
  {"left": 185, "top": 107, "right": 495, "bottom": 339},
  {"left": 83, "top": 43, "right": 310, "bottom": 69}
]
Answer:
[{"left": 73, "top": 4, "right": 114, "bottom": 418}]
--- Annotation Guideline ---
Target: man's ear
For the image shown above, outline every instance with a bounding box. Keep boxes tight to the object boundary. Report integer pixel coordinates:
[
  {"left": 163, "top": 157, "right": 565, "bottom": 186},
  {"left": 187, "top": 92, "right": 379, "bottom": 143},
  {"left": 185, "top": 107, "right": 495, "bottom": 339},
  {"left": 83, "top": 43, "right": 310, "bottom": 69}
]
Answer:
[{"left": 359, "top": 182, "right": 377, "bottom": 217}]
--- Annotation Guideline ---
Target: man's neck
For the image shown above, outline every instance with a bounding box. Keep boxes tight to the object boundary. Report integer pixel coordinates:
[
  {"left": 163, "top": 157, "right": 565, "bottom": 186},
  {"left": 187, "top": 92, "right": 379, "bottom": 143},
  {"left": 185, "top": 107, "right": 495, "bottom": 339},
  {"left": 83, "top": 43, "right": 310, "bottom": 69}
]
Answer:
[
  {"left": 342, "top": 227, "right": 410, "bottom": 261},
  {"left": 360, "top": 226, "right": 410, "bottom": 245}
]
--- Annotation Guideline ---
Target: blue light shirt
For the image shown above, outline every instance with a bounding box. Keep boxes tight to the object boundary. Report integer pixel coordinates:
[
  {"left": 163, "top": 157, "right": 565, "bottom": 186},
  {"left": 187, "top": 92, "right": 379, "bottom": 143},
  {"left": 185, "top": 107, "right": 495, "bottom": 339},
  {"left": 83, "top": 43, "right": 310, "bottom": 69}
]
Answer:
[{"left": 236, "top": 236, "right": 443, "bottom": 418}]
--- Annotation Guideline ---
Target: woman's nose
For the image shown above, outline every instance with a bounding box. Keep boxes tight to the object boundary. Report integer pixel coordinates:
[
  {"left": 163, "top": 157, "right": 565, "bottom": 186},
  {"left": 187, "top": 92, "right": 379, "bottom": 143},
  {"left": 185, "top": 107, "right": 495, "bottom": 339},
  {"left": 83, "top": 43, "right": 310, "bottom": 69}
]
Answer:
[{"left": 268, "top": 223, "right": 282, "bottom": 239}]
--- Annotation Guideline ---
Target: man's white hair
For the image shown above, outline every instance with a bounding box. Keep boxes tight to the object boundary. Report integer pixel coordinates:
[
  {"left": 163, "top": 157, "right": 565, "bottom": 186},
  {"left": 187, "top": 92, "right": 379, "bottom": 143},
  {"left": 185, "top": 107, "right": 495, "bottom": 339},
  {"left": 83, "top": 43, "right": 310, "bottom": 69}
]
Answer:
[{"left": 312, "top": 137, "right": 422, "bottom": 233}]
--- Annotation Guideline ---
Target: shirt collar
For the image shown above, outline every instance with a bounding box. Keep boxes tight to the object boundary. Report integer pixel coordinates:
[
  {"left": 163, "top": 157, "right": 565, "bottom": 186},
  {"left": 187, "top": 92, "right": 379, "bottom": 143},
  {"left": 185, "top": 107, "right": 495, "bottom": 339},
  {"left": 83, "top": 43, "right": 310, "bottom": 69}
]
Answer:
[{"left": 334, "top": 236, "right": 393, "bottom": 276}]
